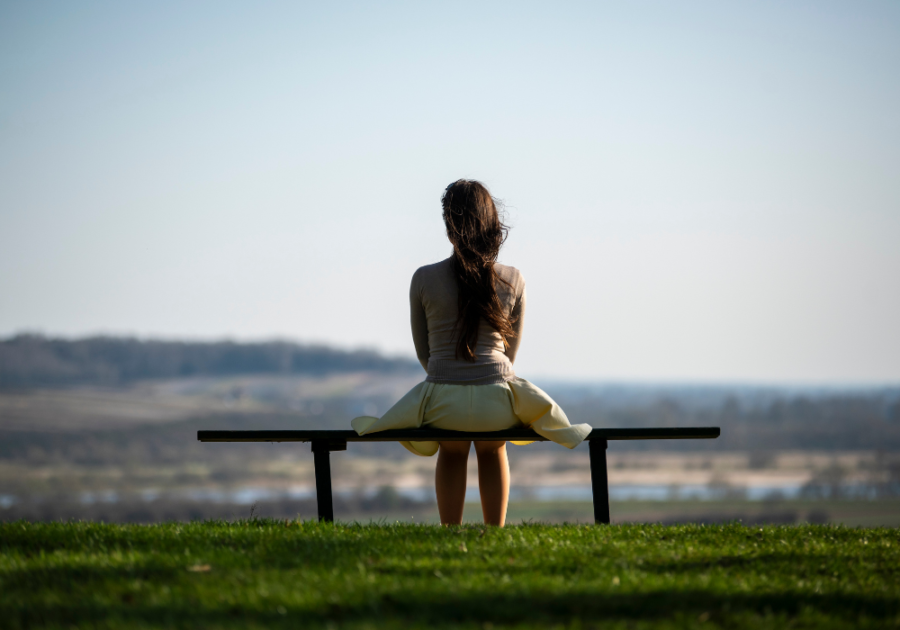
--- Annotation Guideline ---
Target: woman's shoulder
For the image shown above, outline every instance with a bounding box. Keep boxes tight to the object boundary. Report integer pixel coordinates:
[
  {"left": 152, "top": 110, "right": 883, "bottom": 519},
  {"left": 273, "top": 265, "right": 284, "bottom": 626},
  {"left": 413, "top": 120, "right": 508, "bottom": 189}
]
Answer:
[
  {"left": 412, "top": 258, "right": 523, "bottom": 293},
  {"left": 413, "top": 257, "right": 452, "bottom": 279},
  {"left": 495, "top": 262, "right": 525, "bottom": 288},
  {"left": 411, "top": 258, "right": 453, "bottom": 291}
]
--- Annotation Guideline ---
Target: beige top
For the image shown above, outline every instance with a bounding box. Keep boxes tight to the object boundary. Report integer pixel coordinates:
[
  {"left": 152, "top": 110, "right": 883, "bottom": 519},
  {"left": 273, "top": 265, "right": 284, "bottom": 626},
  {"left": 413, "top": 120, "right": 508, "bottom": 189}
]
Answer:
[{"left": 410, "top": 258, "right": 526, "bottom": 385}]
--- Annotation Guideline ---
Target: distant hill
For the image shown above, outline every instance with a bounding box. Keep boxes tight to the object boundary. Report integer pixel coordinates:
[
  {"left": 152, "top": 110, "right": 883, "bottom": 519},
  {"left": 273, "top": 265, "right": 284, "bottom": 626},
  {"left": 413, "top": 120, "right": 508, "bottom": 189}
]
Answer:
[{"left": 0, "top": 335, "right": 420, "bottom": 387}]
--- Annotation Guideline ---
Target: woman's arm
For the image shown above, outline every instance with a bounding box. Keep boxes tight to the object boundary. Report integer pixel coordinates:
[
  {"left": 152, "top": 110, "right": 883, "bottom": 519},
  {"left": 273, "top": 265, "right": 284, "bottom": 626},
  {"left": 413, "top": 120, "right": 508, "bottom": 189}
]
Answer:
[
  {"left": 503, "top": 285, "right": 526, "bottom": 364},
  {"left": 410, "top": 272, "right": 430, "bottom": 371}
]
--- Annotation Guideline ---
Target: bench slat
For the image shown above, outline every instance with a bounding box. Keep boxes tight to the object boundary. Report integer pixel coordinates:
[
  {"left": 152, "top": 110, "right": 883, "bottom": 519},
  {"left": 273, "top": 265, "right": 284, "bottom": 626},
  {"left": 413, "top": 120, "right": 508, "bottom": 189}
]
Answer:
[{"left": 196, "top": 427, "right": 720, "bottom": 443}]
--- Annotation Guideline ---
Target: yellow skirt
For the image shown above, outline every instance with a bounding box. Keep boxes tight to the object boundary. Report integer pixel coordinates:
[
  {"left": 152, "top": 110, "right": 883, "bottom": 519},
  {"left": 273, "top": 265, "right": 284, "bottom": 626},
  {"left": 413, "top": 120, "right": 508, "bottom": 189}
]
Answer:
[{"left": 350, "top": 377, "right": 592, "bottom": 456}]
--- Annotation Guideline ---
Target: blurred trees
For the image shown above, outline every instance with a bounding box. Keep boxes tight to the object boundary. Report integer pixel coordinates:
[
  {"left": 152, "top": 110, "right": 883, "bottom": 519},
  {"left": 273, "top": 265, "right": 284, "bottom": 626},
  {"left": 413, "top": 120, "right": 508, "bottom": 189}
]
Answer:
[
  {"left": 0, "top": 335, "right": 419, "bottom": 387},
  {"left": 551, "top": 387, "right": 900, "bottom": 452}
]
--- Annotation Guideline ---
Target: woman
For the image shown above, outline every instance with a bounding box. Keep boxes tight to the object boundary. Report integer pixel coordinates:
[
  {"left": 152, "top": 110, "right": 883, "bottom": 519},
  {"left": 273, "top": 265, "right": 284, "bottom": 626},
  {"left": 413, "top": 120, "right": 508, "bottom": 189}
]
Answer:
[{"left": 352, "top": 180, "right": 590, "bottom": 526}]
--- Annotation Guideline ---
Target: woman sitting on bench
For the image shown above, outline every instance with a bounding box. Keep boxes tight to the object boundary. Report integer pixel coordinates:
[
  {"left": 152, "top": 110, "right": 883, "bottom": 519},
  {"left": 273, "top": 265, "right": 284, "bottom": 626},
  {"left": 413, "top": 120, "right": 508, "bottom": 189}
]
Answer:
[{"left": 352, "top": 180, "right": 590, "bottom": 527}]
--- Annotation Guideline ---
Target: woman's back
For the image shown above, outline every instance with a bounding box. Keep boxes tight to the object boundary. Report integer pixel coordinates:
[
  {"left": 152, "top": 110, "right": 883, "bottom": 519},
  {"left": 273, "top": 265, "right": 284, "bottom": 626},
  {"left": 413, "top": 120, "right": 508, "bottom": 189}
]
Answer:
[
  {"left": 410, "top": 258, "right": 526, "bottom": 385},
  {"left": 351, "top": 179, "right": 591, "bottom": 526}
]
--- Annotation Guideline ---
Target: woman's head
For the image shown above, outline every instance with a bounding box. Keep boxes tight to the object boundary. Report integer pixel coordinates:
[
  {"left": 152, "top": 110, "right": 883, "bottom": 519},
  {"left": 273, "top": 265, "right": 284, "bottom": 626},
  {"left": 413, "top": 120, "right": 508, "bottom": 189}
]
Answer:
[
  {"left": 441, "top": 180, "right": 516, "bottom": 361},
  {"left": 441, "top": 180, "right": 507, "bottom": 263}
]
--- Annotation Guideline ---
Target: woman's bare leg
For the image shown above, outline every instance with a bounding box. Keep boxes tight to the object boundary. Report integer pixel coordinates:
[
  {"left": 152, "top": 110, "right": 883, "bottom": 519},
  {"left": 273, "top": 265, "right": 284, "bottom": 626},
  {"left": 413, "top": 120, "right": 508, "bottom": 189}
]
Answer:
[
  {"left": 436, "top": 441, "right": 471, "bottom": 525},
  {"left": 474, "top": 440, "right": 509, "bottom": 527}
]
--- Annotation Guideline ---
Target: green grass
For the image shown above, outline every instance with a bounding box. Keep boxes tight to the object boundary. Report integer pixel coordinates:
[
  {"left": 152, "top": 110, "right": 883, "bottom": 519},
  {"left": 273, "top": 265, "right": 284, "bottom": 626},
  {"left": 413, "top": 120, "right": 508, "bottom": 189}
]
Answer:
[
  {"left": 502, "top": 499, "right": 900, "bottom": 527},
  {"left": 2, "top": 520, "right": 898, "bottom": 629}
]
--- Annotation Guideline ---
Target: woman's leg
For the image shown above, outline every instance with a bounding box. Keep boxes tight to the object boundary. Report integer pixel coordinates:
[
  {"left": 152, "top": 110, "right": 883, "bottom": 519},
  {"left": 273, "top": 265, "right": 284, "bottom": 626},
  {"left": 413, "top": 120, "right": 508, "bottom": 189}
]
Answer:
[
  {"left": 474, "top": 440, "right": 509, "bottom": 527},
  {"left": 435, "top": 441, "right": 471, "bottom": 525}
]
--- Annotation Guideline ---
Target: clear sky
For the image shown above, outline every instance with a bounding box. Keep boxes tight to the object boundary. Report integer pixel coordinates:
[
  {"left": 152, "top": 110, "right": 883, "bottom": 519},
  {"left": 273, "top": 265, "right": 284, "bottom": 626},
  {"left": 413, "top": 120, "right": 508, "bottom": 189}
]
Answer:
[{"left": 1, "top": 1, "right": 898, "bottom": 384}]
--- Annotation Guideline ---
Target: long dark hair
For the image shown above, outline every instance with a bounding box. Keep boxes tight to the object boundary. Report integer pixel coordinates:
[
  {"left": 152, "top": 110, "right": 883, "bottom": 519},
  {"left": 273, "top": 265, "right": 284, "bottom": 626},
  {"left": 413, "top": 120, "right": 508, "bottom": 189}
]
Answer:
[{"left": 442, "top": 179, "right": 516, "bottom": 362}]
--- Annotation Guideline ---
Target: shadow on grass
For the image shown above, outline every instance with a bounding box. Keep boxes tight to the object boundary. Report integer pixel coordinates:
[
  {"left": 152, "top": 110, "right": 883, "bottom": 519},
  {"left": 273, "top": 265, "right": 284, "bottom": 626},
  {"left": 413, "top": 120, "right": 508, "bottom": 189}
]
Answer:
[
  {"left": 646, "top": 552, "right": 898, "bottom": 581},
  {"left": 4, "top": 590, "right": 898, "bottom": 628}
]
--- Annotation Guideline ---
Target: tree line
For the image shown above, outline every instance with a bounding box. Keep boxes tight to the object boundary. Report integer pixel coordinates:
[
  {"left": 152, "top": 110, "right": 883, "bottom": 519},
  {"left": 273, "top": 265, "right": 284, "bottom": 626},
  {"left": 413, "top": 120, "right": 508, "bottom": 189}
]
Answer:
[{"left": 0, "top": 334, "right": 420, "bottom": 387}]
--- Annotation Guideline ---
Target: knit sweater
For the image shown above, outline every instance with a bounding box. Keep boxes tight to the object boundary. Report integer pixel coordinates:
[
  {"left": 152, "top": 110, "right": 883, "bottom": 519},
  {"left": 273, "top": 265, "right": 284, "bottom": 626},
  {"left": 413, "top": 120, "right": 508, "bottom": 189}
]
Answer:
[{"left": 410, "top": 257, "right": 526, "bottom": 385}]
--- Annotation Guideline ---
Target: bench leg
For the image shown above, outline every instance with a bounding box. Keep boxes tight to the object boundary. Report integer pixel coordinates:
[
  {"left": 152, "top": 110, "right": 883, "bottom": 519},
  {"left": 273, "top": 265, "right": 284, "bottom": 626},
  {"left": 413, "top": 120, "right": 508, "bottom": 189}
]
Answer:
[
  {"left": 312, "top": 442, "right": 334, "bottom": 522},
  {"left": 589, "top": 438, "right": 610, "bottom": 524}
]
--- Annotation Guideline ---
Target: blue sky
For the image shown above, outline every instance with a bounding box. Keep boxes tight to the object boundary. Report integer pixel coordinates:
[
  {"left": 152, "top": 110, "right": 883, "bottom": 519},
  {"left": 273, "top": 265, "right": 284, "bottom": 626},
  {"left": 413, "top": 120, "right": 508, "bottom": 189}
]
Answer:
[{"left": 1, "top": 1, "right": 898, "bottom": 383}]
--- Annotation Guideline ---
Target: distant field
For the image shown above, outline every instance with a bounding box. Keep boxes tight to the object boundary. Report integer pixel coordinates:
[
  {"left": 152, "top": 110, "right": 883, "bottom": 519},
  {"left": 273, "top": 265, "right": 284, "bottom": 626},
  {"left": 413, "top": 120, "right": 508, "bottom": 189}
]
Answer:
[
  {"left": 3, "top": 376, "right": 899, "bottom": 530},
  {"left": 6, "top": 493, "right": 900, "bottom": 528},
  {"left": 2, "top": 520, "right": 898, "bottom": 629}
]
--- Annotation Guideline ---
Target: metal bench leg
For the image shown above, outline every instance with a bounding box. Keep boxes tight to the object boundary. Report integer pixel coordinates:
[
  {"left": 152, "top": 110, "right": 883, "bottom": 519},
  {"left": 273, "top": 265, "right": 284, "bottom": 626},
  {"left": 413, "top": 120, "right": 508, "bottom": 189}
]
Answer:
[
  {"left": 589, "top": 438, "right": 610, "bottom": 524},
  {"left": 311, "top": 442, "right": 334, "bottom": 522}
]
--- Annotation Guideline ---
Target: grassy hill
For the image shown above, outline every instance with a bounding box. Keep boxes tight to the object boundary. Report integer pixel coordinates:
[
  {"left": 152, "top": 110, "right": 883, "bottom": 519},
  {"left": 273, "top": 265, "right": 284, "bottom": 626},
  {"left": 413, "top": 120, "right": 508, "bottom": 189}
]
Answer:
[{"left": 2, "top": 520, "right": 898, "bottom": 629}]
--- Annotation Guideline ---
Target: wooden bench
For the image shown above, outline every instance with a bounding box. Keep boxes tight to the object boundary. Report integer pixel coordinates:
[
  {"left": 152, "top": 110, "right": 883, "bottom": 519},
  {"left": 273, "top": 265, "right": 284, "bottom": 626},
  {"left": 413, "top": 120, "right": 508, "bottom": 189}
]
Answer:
[{"left": 197, "top": 427, "right": 720, "bottom": 524}]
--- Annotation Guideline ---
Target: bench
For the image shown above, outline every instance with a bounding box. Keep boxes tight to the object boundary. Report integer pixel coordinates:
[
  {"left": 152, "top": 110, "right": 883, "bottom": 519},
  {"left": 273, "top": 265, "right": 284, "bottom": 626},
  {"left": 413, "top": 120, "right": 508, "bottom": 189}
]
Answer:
[{"left": 197, "top": 427, "right": 720, "bottom": 524}]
